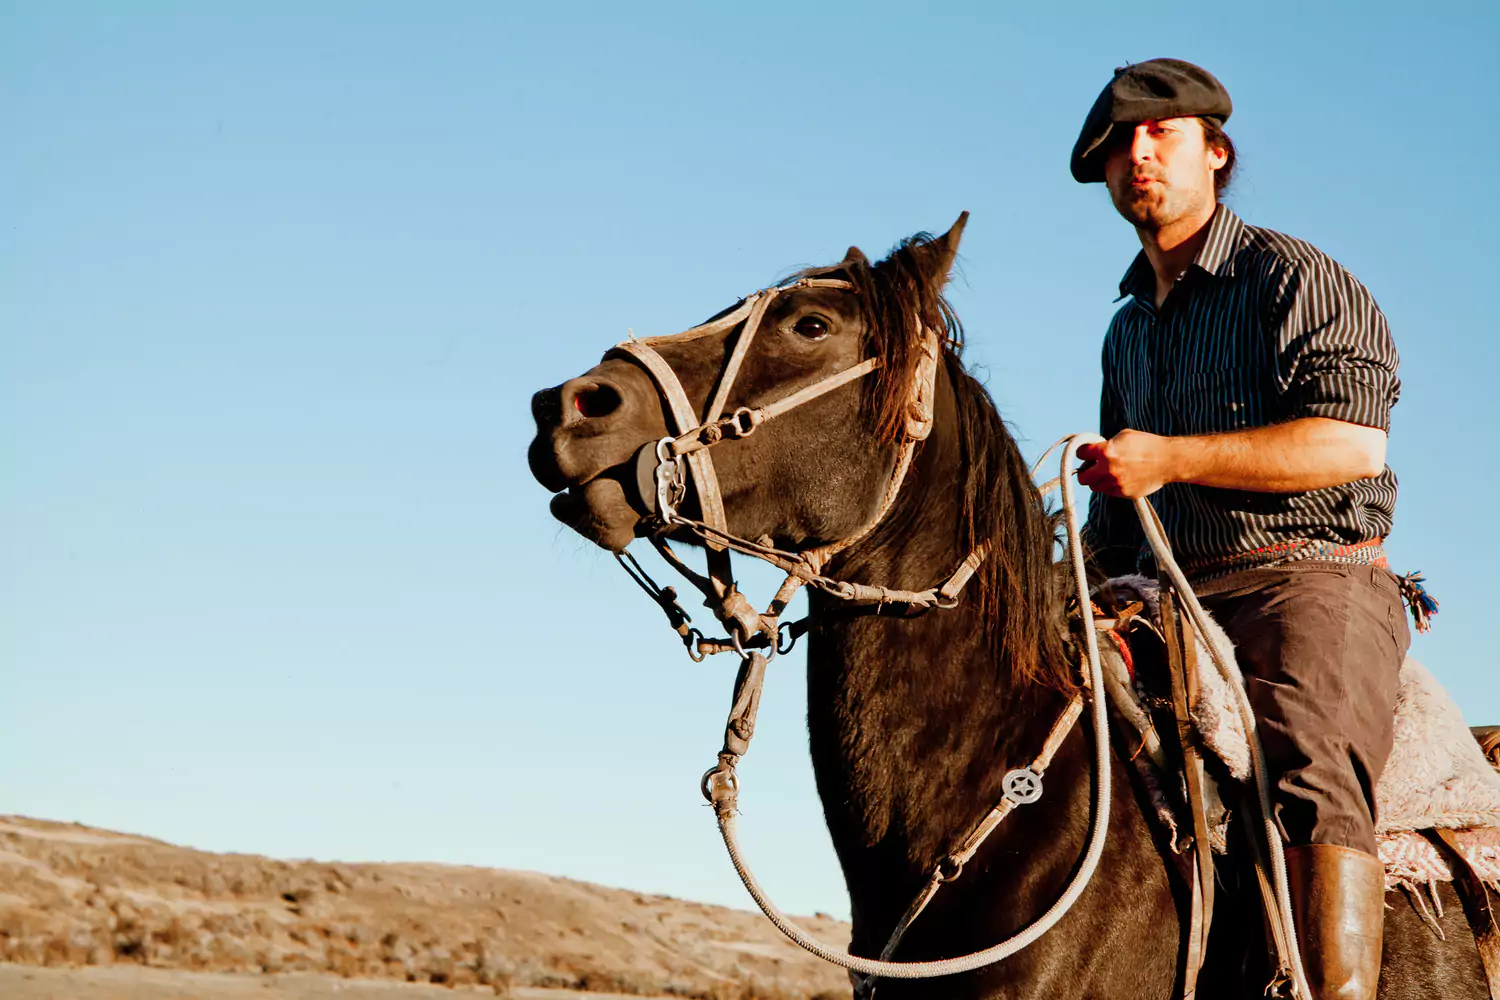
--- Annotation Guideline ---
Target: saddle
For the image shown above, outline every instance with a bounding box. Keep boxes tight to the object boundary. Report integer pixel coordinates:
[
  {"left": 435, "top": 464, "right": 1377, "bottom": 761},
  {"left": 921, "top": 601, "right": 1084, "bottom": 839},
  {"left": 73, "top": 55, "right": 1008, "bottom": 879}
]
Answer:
[
  {"left": 1480, "top": 727, "right": 1500, "bottom": 770},
  {"left": 1092, "top": 575, "right": 1500, "bottom": 996}
]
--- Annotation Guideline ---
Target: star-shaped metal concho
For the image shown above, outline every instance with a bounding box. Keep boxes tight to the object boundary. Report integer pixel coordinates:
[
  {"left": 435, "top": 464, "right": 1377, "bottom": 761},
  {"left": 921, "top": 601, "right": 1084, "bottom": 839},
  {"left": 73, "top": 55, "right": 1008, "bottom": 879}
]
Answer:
[{"left": 1002, "top": 767, "right": 1044, "bottom": 805}]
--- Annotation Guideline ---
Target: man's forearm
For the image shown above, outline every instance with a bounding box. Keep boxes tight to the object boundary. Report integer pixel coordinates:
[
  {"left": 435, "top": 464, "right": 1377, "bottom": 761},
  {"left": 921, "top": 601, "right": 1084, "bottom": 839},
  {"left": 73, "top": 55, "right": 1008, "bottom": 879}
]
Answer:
[{"left": 1168, "top": 417, "right": 1386, "bottom": 493}]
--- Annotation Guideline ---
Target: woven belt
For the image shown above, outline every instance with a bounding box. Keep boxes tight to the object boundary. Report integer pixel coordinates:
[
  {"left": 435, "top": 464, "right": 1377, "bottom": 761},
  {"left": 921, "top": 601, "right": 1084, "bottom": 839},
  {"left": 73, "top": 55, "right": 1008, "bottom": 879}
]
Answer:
[{"left": 1181, "top": 537, "right": 1388, "bottom": 582}]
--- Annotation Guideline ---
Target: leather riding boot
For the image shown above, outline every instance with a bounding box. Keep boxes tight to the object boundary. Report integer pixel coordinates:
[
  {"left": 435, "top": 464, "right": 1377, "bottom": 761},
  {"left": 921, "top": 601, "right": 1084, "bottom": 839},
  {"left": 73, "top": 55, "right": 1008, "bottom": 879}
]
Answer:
[{"left": 1285, "top": 844, "right": 1386, "bottom": 1000}]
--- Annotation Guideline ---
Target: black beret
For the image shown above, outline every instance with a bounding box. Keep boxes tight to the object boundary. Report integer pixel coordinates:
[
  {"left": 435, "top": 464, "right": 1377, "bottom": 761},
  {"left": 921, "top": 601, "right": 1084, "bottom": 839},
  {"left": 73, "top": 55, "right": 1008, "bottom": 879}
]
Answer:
[{"left": 1070, "top": 58, "right": 1232, "bottom": 183}]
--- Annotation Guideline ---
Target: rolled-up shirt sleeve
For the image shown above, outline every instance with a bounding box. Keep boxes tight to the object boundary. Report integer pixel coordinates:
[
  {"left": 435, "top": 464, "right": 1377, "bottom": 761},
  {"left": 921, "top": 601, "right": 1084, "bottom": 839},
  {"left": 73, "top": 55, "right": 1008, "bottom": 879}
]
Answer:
[{"left": 1271, "top": 255, "right": 1401, "bottom": 431}]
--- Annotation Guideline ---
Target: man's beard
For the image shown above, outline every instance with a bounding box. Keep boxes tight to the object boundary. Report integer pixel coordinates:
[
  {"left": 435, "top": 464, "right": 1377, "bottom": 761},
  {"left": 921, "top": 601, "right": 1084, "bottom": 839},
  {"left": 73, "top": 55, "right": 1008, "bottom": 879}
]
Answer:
[{"left": 1112, "top": 180, "right": 1184, "bottom": 231}]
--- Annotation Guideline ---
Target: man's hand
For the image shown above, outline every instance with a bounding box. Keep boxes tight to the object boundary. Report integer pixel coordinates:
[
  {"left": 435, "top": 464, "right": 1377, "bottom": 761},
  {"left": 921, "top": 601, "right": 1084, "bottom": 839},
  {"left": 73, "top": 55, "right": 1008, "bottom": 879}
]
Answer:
[{"left": 1077, "top": 429, "right": 1175, "bottom": 499}]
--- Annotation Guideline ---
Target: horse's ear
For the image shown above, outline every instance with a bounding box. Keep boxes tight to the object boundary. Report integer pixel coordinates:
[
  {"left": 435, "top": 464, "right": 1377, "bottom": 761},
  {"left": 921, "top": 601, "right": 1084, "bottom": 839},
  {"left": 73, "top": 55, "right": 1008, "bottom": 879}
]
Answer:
[
  {"left": 887, "top": 211, "right": 968, "bottom": 289},
  {"left": 843, "top": 246, "right": 869, "bottom": 266},
  {"left": 928, "top": 211, "right": 969, "bottom": 285}
]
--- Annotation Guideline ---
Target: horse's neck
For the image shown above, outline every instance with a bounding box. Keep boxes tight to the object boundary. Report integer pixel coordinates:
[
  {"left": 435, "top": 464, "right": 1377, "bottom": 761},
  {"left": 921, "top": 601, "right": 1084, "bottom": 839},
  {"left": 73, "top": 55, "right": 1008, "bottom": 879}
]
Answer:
[
  {"left": 805, "top": 595, "right": 1013, "bottom": 869},
  {"left": 804, "top": 417, "right": 1067, "bottom": 886}
]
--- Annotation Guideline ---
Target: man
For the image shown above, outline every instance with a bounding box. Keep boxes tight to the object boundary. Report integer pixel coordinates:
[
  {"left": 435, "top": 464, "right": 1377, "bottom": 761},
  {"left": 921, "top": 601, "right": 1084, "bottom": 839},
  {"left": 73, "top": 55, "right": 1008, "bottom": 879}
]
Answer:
[{"left": 1072, "top": 59, "right": 1409, "bottom": 999}]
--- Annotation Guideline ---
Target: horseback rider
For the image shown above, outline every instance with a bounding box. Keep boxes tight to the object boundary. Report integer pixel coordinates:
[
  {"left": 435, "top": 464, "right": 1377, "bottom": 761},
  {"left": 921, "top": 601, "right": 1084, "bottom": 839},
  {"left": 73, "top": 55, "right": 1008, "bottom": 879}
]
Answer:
[{"left": 1073, "top": 59, "right": 1409, "bottom": 1000}]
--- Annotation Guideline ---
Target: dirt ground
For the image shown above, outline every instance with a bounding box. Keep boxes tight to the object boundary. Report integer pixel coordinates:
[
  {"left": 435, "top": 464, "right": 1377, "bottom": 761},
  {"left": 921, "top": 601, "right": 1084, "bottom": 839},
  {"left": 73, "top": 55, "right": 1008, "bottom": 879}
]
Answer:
[
  {"left": 0, "top": 963, "right": 665, "bottom": 999},
  {"left": 0, "top": 815, "right": 850, "bottom": 1000}
]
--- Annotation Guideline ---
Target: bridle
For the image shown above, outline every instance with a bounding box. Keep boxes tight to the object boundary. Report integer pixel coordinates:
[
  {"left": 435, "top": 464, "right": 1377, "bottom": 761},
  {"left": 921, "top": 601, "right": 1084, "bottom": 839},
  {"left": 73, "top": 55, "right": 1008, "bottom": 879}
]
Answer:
[{"left": 605, "top": 274, "right": 984, "bottom": 660}]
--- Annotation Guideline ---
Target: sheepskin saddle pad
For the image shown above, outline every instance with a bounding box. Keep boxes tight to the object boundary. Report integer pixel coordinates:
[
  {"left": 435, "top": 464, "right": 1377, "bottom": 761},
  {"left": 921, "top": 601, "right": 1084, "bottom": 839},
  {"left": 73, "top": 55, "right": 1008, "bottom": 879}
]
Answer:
[{"left": 1100, "top": 575, "right": 1500, "bottom": 895}]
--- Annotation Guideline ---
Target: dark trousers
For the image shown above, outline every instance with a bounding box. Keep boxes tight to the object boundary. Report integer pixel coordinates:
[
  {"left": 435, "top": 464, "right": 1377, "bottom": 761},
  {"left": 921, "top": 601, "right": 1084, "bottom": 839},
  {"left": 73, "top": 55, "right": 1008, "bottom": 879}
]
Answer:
[{"left": 1194, "top": 563, "right": 1411, "bottom": 854}]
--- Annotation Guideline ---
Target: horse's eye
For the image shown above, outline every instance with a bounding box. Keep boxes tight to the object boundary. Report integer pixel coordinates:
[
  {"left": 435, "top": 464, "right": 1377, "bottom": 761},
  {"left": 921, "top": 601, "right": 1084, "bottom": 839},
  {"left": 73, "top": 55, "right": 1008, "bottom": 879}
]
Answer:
[{"left": 792, "top": 315, "right": 830, "bottom": 340}]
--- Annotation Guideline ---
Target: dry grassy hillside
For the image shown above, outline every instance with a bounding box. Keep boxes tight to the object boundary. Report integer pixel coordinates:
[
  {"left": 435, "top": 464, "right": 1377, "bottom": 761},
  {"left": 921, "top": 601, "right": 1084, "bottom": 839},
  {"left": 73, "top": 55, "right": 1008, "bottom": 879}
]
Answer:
[{"left": 0, "top": 816, "right": 851, "bottom": 999}]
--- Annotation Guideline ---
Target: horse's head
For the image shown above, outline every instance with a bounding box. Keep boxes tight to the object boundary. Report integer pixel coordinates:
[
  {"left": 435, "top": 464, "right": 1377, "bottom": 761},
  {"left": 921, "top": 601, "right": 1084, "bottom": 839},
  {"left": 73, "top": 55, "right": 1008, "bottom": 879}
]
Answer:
[{"left": 528, "top": 215, "right": 968, "bottom": 556}]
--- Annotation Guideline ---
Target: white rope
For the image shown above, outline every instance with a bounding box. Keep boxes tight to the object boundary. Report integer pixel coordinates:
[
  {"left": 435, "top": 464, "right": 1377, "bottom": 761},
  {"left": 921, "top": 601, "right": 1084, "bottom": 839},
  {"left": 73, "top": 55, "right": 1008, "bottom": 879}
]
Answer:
[{"left": 709, "top": 434, "right": 1115, "bottom": 978}]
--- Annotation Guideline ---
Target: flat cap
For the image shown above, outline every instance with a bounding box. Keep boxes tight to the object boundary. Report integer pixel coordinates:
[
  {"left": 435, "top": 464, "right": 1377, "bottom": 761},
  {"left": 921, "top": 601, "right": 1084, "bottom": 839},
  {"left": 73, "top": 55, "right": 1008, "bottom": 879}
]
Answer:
[{"left": 1070, "top": 58, "right": 1232, "bottom": 183}]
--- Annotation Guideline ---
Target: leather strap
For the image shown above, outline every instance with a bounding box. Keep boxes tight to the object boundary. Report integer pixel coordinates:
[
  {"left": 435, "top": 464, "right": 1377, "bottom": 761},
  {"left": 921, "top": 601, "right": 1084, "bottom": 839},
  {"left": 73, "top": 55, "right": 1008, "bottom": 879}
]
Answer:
[
  {"left": 1239, "top": 790, "right": 1299, "bottom": 999},
  {"left": 704, "top": 292, "right": 773, "bottom": 424},
  {"left": 1429, "top": 828, "right": 1500, "bottom": 997},
  {"left": 639, "top": 297, "right": 756, "bottom": 346},
  {"left": 610, "top": 339, "right": 731, "bottom": 547},
  {"left": 1162, "top": 586, "right": 1214, "bottom": 999},
  {"left": 1474, "top": 726, "right": 1500, "bottom": 771},
  {"left": 873, "top": 692, "right": 1086, "bottom": 964},
  {"left": 670, "top": 358, "right": 883, "bottom": 458}
]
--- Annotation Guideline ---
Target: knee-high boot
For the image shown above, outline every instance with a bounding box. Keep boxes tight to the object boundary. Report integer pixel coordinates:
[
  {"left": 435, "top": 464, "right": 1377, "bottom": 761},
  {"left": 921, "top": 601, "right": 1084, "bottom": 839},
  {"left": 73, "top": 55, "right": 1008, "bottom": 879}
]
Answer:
[{"left": 1285, "top": 844, "right": 1386, "bottom": 1000}]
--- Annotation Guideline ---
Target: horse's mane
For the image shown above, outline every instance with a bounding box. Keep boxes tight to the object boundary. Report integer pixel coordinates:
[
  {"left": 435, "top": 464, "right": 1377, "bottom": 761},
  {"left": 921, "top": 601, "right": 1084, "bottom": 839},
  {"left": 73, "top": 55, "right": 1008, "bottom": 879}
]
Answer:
[{"left": 793, "top": 235, "right": 1072, "bottom": 692}]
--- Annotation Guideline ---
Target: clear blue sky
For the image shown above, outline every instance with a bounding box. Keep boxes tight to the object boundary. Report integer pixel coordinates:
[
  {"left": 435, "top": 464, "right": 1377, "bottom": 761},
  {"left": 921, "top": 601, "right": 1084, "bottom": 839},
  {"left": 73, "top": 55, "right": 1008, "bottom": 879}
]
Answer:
[{"left": 4, "top": 2, "right": 1496, "bottom": 921}]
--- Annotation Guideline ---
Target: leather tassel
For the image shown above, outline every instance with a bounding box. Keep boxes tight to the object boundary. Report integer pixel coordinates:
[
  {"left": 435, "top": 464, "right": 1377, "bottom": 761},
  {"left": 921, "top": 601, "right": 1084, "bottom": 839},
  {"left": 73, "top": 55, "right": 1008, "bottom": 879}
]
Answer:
[{"left": 1397, "top": 571, "right": 1440, "bottom": 634}]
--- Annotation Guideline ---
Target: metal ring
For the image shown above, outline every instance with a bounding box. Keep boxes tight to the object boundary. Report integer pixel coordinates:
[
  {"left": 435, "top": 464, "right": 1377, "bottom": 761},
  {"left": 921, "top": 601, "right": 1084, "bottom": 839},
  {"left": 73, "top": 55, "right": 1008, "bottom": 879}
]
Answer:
[
  {"left": 935, "top": 856, "right": 964, "bottom": 883},
  {"left": 776, "top": 622, "right": 800, "bottom": 656},
  {"left": 726, "top": 621, "right": 776, "bottom": 663},
  {"left": 700, "top": 764, "right": 739, "bottom": 803},
  {"left": 731, "top": 622, "right": 776, "bottom": 661},
  {"left": 684, "top": 628, "right": 707, "bottom": 662},
  {"left": 729, "top": 407, "right": 758, "bottom": 437}
]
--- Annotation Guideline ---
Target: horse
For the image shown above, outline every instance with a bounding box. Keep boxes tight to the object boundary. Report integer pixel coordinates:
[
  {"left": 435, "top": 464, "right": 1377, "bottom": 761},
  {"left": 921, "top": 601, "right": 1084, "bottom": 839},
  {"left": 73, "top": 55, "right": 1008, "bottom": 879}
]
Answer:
[{"left": 526, "top": 216, "right": 1492, "bottom": 998}]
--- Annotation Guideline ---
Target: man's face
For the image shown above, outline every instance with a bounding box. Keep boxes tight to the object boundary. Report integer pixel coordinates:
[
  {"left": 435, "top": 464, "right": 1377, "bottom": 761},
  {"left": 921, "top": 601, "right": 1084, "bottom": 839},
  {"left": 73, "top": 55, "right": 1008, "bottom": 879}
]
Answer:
[{"left": 1103, "top": 117, "right": 1226, "bottom": 231}]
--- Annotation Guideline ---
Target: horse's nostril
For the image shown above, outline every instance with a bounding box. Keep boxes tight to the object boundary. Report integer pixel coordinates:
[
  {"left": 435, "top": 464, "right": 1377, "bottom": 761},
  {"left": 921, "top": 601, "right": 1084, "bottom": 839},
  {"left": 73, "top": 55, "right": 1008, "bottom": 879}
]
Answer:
[{"left": 573, "top": 383, "right": 623, "bottom": 419}]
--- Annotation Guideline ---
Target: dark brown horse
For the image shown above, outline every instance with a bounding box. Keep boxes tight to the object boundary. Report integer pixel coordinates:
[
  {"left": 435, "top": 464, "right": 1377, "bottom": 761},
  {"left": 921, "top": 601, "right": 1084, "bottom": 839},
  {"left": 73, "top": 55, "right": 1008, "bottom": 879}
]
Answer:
[{"left": 527, "top": 218, "right": 1490, "bottom": 997}]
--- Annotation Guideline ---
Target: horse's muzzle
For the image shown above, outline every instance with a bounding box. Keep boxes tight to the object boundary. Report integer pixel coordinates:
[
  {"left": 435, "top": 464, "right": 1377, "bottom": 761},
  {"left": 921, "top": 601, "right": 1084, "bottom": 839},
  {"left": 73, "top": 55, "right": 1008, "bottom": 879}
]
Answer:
[{"left": 527, "top": 361, "right": 668, "bottom": 550}]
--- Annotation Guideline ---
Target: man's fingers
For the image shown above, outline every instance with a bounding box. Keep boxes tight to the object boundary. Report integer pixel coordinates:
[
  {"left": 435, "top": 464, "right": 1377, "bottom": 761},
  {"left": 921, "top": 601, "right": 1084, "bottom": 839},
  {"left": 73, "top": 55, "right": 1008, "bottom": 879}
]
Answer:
[{"left": 1077, "top": 460, "right": 1126, "bottom": 496}]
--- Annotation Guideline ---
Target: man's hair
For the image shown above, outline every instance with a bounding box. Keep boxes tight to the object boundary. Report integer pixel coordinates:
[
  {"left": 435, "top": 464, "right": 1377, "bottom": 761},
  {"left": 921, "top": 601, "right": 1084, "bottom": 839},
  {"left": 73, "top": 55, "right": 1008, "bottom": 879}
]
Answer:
[{"left": 1199, "top": 116, "right": 1237, "bottom": 197}]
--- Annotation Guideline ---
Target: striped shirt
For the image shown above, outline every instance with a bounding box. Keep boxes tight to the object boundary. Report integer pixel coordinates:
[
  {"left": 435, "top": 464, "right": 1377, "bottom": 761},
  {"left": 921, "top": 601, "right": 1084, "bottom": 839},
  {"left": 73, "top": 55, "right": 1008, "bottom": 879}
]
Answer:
[{"left": 1082, "top": 205, "right": 1401, "bottom": 579}]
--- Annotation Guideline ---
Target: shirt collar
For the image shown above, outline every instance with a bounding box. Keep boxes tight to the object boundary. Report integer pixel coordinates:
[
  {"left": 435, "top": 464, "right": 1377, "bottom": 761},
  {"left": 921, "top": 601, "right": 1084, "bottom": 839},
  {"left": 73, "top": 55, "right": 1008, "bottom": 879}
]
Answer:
[
  {"left": 1115, "top": 204, "right": 1249, "bottom": 302},
  {"left": 1194, "top": 203, "right": 1246, "bottom": 277},
  {"left": 1116, "top": 253, "right": 1154, "bottom": 303}
]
